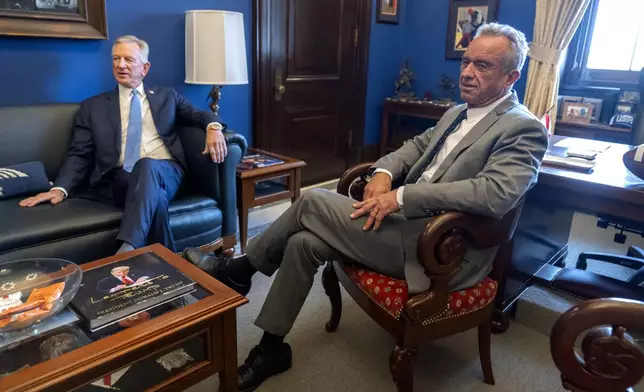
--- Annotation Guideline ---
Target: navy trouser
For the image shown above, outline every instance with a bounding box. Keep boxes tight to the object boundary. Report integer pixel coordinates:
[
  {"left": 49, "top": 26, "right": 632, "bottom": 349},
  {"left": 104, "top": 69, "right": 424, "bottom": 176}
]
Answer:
[{"left": 88, "top": 158, "right": 184, "bottom": 252}]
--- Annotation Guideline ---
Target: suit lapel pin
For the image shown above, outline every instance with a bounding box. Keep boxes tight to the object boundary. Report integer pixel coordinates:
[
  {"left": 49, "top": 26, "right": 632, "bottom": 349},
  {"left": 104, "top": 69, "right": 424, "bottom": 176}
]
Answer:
[{"left": 150, "top": 90, "right": 155, "bottom": 94}]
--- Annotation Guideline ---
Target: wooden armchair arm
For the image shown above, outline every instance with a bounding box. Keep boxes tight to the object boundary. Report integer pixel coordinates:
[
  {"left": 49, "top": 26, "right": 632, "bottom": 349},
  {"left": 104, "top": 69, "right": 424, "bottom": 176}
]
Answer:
[
  {"left": 337, "top": 162, "right": 375, "bottom": 201},
  {"left": 405, "top": 202, "right": 523, "bottom": 321},
  {"left": 550, "top": 298, "right": 644, "bottom": 392}
]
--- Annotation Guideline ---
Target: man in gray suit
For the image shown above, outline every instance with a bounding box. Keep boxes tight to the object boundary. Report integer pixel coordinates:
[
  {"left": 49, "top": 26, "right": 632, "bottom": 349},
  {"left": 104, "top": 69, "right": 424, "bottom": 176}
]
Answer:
[{"left": 184, "top": 22, "right": 548, "bottom": 391}]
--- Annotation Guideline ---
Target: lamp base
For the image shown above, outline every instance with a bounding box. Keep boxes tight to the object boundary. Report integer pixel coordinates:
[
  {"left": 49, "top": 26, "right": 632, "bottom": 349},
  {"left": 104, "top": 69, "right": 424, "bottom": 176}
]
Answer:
[{"left": 208, "top": 85, "right": 222, "bottom": 115}]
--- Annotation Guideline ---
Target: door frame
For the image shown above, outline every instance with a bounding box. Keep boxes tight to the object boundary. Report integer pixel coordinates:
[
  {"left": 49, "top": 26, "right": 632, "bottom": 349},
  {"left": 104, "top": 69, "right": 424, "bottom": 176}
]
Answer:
[{"left": 252, "top": 0, "right": 373, "bottom": 166}]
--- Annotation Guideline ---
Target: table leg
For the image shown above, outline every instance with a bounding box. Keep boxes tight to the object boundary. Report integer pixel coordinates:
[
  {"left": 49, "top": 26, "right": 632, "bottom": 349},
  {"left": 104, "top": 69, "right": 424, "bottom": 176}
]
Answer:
[
  {"left": 238, "top": 180, "right": 251, "bottom": 255},
  {"left": 292, "top": 168, "right": 302, "bottom": 203},
  {"left": 380, "top": 107, "right": 390, "bottom": 157},
  {"left": 220, "top": 311, "right": 239, "bottom": 392}
]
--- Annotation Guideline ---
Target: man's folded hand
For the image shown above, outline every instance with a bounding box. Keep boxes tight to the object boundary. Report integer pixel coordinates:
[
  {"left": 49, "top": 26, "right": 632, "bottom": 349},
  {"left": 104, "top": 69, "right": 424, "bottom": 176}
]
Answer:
[{"left": 350, "top": 190, "right": 400, "bottom": 231}]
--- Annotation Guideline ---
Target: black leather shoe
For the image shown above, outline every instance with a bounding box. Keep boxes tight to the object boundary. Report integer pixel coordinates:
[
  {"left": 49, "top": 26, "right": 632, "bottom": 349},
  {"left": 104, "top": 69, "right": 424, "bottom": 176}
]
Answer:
[
  {"left": 181, "top": 248, "right": 252, "bottom": 296},
  {"left": 238, "top": 344, "right": 292, "bottom": 392},
  {"left": 181, "top": 247, "right": 221, "bottom": 275}
]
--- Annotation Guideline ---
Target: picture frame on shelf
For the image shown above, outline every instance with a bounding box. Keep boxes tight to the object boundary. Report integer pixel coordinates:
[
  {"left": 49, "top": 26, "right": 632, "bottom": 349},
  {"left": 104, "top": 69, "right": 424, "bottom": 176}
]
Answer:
[
  {"left": 446, "top": 0, "right": 499, "bottom": 59},
  {"left": 376, "top": 0, "right": 400, "bottom": 24},
  {"left": 0, "top": 0, "right": 107, "bottom": 39},
  {"left": 562, "top": 102, "right": 594, "bottom": 125},
  {"left": 582, "top": 97, "right": 603, "bottom": 123}
]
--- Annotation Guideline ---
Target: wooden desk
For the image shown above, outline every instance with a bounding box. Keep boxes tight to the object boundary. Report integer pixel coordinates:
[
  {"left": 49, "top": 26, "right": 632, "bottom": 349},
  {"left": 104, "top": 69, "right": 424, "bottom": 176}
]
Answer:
[
  {"left": 554, "top": 121, "right": 631, "bottom": 144},
  {"left": 501, "top": 135, "right": 644, "bottom": 322},
  {"left": 379, "top": 99, "right": 451, "bottom": 156}
]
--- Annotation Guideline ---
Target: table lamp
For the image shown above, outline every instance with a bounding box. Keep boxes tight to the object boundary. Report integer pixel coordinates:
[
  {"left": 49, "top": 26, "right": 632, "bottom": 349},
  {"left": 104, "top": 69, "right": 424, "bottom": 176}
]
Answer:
[{"left": 185, "top": 10, "right": 248, "bottom": 115}]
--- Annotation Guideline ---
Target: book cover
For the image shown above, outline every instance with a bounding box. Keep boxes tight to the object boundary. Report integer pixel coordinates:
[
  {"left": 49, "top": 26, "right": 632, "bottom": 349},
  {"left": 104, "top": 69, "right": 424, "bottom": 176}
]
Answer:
[
  {"left": 70, "top": 252, "right": 196, "bottom": 332},
  {"left": 238, "top": 154, "right": 284, "bottom": 170}
]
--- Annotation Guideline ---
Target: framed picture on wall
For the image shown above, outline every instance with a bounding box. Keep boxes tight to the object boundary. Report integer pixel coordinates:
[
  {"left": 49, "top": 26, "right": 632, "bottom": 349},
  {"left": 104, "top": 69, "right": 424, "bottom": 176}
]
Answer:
[
  {"left": 0, "top": 0, "right": 107, "bottom": 39},
  {"left": 376, "top": 0, "right": 400, "bottom": 24},
  {"left": 446, "top": 0, "right": 499, "bottom": 59}
]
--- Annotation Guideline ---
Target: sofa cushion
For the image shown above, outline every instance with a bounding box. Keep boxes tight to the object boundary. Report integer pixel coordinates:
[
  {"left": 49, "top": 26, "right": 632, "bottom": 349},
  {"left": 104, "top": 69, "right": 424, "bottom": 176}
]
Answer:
[
  {"left": 0, "top": 197, "right": 123, "bottom": 253},
  {"left": 343, "top": 265, "right": 498, "bottom": 320},
  {"left": 0, "top": 161, "right": 52, "bottom": 200},
  {"left": 0, "top": 195, "right": 222, "bottom": 256}
]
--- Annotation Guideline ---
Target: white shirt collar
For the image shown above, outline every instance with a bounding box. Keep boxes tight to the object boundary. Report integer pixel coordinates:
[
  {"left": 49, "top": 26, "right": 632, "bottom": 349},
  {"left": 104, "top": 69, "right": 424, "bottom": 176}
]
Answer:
[
  {"left": 118, "top": 83, "right": 145, "bottom": 99},
  {"left": 464, "top": 91, "right": 512, "bottom": 123}
]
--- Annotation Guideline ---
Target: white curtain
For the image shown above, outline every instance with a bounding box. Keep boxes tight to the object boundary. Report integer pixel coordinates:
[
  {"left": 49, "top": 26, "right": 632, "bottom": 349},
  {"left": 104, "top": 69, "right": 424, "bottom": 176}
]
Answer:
[{"left": 523, "top": 0, "right": 592, "bottom": 123}]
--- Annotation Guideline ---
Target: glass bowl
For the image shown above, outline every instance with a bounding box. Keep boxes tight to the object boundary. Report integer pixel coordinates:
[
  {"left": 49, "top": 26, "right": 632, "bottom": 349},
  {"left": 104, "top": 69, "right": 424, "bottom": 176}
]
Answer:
[{"left": 0, "top": 258, "right": 82, "bottom": 333}]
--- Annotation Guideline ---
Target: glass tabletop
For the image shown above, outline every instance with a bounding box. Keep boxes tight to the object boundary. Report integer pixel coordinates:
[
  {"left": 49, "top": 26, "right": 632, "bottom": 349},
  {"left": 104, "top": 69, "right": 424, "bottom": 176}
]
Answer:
[{"left": 0, "top": 284, "right": 211, "bottom": 379}]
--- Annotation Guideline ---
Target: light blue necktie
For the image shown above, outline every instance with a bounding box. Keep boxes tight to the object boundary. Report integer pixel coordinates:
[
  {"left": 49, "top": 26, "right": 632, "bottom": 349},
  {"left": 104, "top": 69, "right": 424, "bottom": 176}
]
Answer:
[{"left": 123, "top": 89, "right": 142, "bottom": 172}]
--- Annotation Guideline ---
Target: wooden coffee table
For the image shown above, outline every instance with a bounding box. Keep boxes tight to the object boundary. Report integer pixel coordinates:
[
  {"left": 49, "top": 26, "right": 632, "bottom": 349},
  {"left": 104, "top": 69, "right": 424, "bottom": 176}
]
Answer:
[
  {"left": 0, "top": 244, "right": 247, "bottom": 392},
  {"left": 237, "top": 149, "right": 306, "bottom": 253}
]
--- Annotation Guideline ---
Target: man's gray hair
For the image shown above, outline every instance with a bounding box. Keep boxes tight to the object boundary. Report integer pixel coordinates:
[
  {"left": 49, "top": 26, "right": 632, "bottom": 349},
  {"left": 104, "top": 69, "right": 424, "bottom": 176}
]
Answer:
[
  {"left": 474, "top": 23, "right": 529, "bottom": 73},
  {"left": 112, "top": 35, "right": 150, "bottom": 64}
]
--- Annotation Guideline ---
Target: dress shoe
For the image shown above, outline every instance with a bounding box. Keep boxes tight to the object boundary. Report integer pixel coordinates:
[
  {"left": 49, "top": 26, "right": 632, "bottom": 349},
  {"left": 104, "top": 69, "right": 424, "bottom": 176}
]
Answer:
[
  {"left": 238, "top": 343, "right": 292, "bottom": 392},
  {"left": 181, "top": 248, "right": 252, "bottom": 296},
  {"left": 181, "top": 247, "right": 221, "bottom": 275}
]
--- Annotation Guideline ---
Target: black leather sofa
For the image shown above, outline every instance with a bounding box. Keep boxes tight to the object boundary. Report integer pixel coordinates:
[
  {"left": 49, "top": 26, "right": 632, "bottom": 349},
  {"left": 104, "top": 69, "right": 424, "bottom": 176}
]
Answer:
[{"left": 0, "top": 104, "right": 247, "bottom": 264}]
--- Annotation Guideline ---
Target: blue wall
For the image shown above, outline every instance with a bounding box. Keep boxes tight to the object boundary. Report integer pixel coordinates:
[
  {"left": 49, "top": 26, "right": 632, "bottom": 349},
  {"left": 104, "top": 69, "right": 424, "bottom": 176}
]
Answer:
[
  {"left": 0, "top": 0, "right": 537, "bottom": 148},
  {"left": 364, "top": 1, "right": 406, "bottom": 145},
  {"left": 0, "top": 0, "right": 252, "bottom": 143},
  {"left": 363, "top": 0, "right": 537, "bottom": 145}
]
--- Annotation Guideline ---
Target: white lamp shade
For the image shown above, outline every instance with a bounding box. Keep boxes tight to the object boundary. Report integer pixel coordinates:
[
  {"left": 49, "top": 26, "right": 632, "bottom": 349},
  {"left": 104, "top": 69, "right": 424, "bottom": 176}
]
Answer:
[{"left": 185, "top": 10, "right": 249, "bottom": 85}]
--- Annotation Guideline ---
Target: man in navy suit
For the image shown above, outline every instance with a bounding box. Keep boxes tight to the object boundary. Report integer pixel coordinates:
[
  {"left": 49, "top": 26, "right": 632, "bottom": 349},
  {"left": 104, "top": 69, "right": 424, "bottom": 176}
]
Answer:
[{"left": 19, "top": 35, "right": 228, "bottom": 253}]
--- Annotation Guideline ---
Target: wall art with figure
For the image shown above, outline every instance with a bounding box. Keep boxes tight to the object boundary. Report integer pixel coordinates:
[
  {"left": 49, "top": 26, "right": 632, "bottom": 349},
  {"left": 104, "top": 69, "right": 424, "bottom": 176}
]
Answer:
[{"left": 446, "top": 0, "right": 498, "bottom": 59}]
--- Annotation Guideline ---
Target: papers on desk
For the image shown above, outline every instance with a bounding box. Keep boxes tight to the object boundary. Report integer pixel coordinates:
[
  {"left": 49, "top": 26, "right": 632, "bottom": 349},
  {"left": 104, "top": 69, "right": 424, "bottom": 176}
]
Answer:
[
  {"left": 542, "top": 153, "right": 596, "bottom": 172},
  {"left": 554, "top": 138, "right": 612, "bottom": 153}
]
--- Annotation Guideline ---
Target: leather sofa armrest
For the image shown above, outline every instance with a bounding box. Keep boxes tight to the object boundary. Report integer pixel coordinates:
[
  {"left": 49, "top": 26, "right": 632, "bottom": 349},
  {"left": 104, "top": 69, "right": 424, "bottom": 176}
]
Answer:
[{"left": 178, "top": 126, "right": 248, "bottom": 237}]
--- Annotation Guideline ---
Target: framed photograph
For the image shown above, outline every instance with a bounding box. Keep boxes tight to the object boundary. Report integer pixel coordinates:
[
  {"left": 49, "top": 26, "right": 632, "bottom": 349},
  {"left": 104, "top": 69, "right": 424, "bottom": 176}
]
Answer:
[
  {"left": 446, "top": 0, "right": 499, "bottom": 59},
  {"left": 0, "top": 0, "right": 107, "bottom": 39},
  {"left": 582, "top": 97, "right": 603, "bottom": 123},
  {"left": 377, "top": 0, "right": 400, "bottom": 24},
  {"left": 562, "top": 102, "right": 594, "bottom": 125}
]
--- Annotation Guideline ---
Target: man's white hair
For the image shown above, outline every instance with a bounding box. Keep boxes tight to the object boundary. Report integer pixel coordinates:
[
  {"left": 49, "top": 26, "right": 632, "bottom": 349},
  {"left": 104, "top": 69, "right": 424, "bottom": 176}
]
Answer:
[
  {"left": 474, "top": 23, "right": 529, "bottom": 73},
  {"left": 112, "top": 35, "right": 150, "bottom": 64}
]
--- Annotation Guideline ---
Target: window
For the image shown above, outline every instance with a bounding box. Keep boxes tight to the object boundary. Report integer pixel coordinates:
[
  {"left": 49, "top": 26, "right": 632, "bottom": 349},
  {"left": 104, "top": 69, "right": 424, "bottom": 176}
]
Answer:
[
  {"left": 566, "top": 0, "right": 643, "bottom": 86},
  {"left": 586, "top": 0, "right": 644, "bottom": 72}
]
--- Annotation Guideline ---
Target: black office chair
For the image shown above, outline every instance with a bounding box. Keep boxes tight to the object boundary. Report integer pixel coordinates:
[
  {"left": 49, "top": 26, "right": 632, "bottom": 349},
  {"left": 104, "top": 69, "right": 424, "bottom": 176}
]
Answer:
[
  {"left": 574, "top": 68, "right": 644, "bottom": 288},
  {"left": 594, "top": 67, "right": 644, "bottom": 243},
  {"left": 576, "top": 246, "right": 644, "bottom": 287}
]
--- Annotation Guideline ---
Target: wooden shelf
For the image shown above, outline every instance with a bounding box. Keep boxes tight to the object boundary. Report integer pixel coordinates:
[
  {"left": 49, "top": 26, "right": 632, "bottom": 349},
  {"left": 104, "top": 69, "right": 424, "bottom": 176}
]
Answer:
[
  {"left": 555, "top": 120, "right": 631, "bottom": 144},
  {"left": 557, "top": 121, "right": 631, "bottom": 133}
]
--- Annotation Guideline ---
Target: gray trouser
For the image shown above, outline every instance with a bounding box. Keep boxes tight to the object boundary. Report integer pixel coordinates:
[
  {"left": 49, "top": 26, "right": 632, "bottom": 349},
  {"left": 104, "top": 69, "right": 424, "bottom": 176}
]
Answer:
[{"left": 246, "top": 188, "right": 407, "bottom": 336}]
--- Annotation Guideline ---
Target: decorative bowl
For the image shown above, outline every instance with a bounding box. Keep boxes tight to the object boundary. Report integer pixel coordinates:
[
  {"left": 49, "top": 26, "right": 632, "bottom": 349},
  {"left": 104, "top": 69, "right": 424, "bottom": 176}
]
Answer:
[{"left": 0, "top": 258, "right": 82, "bottom": 333}]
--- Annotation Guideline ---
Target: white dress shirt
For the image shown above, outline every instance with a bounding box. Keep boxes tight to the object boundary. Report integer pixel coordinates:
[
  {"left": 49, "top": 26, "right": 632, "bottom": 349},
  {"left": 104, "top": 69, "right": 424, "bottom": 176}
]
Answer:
[
  {"left": 375, "top": 92, "right": 512, "bottom": 207},
  {"left": 118, "top": 83, "right": 174, "bottom": 166}
]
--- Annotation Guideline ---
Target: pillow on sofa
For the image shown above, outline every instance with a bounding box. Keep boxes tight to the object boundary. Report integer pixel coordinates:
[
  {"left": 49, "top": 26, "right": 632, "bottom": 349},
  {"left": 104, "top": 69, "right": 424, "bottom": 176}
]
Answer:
[{"left": 0, "top": 161, "right": 51, "bottom": 200}]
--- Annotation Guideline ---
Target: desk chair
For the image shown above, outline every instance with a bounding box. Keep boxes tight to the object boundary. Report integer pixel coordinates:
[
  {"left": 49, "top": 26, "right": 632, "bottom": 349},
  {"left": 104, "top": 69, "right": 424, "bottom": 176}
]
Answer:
[
  {"left": 593, "top": 67, "right": 644, "bottom": 244},
  {"left": 576, "top": 246, "right": 644, "bottom": 287}
]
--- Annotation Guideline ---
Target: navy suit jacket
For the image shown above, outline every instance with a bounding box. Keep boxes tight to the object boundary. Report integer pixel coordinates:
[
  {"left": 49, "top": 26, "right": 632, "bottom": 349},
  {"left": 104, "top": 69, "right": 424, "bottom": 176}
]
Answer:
[{"left": 53, "top": 86, "right": 225, "bottom": 194}]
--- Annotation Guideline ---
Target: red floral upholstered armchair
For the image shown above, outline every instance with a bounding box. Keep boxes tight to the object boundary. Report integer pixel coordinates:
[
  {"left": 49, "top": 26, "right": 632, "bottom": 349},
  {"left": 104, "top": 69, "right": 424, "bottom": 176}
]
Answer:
[{"left": 322, "top": 163, "right": 523, "bottom": 392}]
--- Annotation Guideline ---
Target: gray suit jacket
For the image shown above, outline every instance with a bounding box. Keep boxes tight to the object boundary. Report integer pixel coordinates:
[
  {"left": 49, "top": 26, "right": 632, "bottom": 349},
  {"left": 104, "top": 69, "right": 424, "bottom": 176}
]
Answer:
[{"left": 372, "top": 92, "right": 548, "bottom": 293}]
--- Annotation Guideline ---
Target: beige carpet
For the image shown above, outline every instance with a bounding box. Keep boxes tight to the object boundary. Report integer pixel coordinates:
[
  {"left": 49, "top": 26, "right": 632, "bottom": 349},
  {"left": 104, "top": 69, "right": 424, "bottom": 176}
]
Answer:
[
  {"left": 183, "top": 185, "right": 643, "bottom": 392},
  {"left": 186, "top": 271, "right": 563, "bottom": 392}
]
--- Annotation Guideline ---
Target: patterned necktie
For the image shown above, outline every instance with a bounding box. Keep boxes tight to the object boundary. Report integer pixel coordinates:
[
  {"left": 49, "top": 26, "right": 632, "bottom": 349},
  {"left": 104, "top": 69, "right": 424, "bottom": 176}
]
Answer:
[
  {"left": 123, "top": 89, "right": 142, "bottom": 173},
  {"left": 405, "top": 109, "right": 468, "bottom": 185}
]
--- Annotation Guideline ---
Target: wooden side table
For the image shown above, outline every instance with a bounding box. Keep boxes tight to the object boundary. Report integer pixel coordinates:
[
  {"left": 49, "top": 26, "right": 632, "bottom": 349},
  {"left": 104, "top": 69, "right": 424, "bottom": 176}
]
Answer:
[
  {"left": 380, "top": 99, "right": 451, "bottom": 156},
  {"left": 236, "top": 149, "right": 306, "bottom": 253}
]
